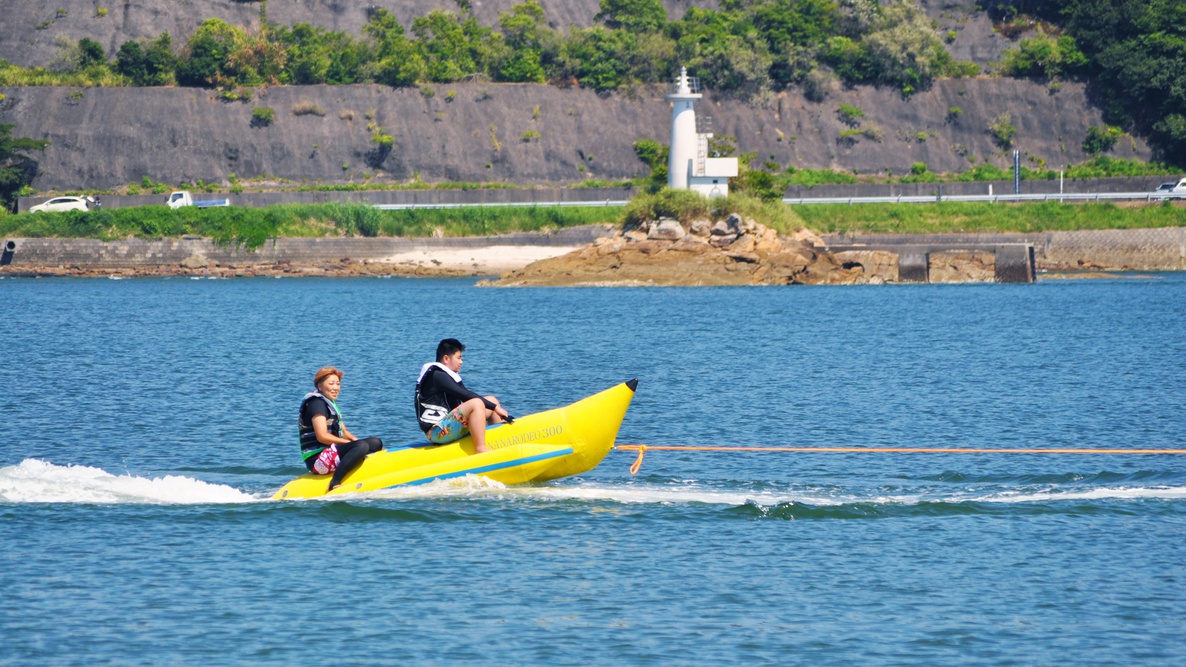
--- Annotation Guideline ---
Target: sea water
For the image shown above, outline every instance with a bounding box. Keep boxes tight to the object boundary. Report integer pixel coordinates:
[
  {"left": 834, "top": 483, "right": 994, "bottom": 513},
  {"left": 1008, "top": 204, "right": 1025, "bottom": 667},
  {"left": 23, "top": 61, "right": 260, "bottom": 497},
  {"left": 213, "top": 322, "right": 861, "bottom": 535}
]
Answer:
[{"left": 1, "top": 275, "right": 1184, "bottom": 665}]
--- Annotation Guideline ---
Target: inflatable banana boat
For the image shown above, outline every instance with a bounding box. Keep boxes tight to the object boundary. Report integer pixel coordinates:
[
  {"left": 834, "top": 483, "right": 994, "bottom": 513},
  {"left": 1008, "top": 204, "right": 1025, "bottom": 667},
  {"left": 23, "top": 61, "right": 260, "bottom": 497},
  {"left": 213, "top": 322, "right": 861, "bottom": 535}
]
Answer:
[{"left": 273, "top": 379, "right": 637, "bottom": 499}]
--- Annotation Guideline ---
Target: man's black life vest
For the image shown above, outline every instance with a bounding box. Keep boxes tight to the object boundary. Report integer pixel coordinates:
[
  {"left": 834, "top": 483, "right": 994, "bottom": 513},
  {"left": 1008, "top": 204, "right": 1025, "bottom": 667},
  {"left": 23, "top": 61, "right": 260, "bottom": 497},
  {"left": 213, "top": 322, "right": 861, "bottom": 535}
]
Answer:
[
  {"left": 414, "top": 365, "right": 454, "bottom": 433},
  {"left": 298, "top": 392, "right": 342, "bottom": 459}
]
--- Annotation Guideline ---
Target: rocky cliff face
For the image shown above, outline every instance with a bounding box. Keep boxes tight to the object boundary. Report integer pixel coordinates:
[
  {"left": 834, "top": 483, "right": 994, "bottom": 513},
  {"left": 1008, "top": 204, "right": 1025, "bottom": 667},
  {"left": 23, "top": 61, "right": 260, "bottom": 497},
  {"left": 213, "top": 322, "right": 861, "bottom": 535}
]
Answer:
[
  {"left": 0, "top": 77, "right": 1150, "bottom": 190},
  {"left": 0, "top": 0, "right": 1149, "bottom": 191}
]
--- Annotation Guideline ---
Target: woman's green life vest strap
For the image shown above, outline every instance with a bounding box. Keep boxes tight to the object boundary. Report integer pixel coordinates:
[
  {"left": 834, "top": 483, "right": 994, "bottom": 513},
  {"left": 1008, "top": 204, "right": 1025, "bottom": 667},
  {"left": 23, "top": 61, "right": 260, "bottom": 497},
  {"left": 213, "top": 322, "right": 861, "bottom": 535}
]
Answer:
[{"left": 298, "top": 392, "right": 344, "bottom": 460}]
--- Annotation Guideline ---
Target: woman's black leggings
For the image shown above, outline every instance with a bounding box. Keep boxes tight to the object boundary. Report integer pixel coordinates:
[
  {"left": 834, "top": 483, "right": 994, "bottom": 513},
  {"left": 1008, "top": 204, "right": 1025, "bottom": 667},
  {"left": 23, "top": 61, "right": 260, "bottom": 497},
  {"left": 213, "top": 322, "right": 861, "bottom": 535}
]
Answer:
[{"left": 306, "top": 437, "right": 384, "bottom": 489}]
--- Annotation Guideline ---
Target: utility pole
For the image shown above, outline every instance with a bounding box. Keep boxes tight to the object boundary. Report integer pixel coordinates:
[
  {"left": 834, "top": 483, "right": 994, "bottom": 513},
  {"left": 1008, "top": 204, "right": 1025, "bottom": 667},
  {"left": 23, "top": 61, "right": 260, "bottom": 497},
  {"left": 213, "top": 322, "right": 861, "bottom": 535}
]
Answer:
[{"left": 1013, "top": 150, "right": 1021, "bottom": 194}]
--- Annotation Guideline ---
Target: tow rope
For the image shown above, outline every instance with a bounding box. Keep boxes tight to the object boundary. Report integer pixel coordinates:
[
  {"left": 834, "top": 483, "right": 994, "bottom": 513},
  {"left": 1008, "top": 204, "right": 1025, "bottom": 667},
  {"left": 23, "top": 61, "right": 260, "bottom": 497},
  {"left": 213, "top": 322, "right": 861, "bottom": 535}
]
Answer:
[
  {"left": 616, "top": 444, "right": 1186, "bottom": 475},
  {"left": 628, "top": 444, "right": 647, "bottom": 475}
]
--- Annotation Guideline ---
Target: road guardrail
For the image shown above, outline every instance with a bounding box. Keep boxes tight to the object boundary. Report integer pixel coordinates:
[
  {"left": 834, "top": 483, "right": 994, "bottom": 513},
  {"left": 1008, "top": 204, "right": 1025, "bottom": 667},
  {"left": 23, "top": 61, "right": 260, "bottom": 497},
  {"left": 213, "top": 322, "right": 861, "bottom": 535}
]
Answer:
[
  {"left": 370, "top": 193, "right": 1183, "bottom": 210},
  {"left": 373, "top": 200, "right": 630, "bottom": 210},
  {"left": 781, "top": 192, "right": 1186, "bottom": 205}
]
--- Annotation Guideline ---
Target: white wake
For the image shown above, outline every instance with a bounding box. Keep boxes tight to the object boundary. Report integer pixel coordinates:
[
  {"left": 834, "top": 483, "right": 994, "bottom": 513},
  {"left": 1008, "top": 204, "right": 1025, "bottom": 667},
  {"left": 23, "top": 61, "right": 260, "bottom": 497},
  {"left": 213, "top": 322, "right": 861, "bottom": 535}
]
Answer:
[{"left": 0, "top": 459, "right": 257, "bottom": 504}]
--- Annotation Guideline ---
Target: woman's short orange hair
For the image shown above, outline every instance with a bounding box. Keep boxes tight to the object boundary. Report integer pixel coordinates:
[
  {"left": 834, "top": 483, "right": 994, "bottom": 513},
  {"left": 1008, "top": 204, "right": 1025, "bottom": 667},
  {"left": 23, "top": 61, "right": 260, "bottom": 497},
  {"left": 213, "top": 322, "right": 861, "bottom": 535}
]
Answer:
[{"left": 313, "top": 366, "right": 343, "bottom": 388}]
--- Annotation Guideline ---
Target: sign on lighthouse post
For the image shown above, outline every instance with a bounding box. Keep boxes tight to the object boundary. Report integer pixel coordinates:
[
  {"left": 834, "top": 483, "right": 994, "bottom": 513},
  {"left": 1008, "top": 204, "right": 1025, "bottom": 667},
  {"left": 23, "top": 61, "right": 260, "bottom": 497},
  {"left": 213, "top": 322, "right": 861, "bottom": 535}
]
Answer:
[{"left": 666, "top": 67, "right": 738, "bottom": 197}]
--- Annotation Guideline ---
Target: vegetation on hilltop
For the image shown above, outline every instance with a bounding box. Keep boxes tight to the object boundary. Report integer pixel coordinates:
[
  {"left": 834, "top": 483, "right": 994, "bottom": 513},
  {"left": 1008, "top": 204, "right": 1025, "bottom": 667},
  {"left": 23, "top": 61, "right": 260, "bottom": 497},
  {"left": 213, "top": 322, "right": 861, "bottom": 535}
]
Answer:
[
  {"left": 988, "top": 0, "right": 1186, "bottom": 164},
  {"left": 1, "top": 0, "right": 975, "bottom": 100}
]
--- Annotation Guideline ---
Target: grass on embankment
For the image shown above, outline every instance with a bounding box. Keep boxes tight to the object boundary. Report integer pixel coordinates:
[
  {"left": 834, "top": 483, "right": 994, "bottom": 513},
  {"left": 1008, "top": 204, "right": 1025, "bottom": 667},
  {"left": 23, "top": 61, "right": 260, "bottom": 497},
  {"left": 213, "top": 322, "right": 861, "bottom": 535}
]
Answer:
[
  {"left": 620, "top": 190, "right": 1186, "bottom": 236},
  {"left": 794, "top": 200, "right": 1186, "bottom": 235},
  {"left": 3, "top": 198, "right": 1183, "bottom": 249},
  {"left": 0, "top": 203, "right": 619, "bottom": 250}
]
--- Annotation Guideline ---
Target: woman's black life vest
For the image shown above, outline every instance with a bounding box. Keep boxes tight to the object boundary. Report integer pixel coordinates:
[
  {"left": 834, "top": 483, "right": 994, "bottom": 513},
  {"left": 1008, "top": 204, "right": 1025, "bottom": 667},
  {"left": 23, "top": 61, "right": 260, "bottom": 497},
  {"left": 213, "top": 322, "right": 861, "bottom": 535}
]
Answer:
[{"left": 298, "top": 392, "right": 342, "bottom": 459}]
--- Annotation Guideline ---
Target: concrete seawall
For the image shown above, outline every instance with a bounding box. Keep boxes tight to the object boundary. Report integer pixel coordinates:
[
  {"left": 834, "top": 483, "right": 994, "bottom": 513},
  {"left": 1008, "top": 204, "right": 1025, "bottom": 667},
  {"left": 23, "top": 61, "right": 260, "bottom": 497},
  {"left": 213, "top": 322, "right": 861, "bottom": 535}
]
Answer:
[
  {"left": 823, "top": 228, "right": 1186, "bottom": 272},
  {"left": 3, "top": 226, "right": 1183, "bottom": 277}
]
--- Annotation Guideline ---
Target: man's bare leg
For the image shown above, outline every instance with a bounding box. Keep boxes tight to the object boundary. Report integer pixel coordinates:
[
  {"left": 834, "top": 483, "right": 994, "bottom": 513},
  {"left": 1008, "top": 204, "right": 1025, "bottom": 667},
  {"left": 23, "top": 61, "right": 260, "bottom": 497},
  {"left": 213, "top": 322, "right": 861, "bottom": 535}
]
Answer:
[
  {"left": 484, "top": 395, "right": 506, "bottom": 424},
  {"left": 457, "top": 398, "right": 491, "bottom": 453}
]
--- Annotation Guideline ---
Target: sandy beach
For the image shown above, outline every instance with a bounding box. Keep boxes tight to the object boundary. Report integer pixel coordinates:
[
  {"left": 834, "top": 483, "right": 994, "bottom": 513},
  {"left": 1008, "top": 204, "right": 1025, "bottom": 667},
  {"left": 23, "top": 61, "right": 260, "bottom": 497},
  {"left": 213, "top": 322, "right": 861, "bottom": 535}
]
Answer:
[{"left": 380, "top": 244, "right": 587, "bottom": 274}]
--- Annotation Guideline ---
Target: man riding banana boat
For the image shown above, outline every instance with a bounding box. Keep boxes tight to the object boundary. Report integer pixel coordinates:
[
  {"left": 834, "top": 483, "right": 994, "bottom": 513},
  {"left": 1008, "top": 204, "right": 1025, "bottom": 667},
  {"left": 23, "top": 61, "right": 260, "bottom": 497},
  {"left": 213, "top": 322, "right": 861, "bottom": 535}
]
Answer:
[{"left": 414, "top": 338, "right": 513, "bottom": 454}]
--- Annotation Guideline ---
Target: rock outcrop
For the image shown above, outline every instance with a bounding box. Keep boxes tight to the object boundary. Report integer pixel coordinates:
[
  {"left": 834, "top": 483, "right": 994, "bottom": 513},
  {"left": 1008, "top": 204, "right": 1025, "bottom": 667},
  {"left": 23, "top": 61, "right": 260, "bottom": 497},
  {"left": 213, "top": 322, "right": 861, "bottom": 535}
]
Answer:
[{"left": 487, "top": 217, "right": 884, "bottom": 286}]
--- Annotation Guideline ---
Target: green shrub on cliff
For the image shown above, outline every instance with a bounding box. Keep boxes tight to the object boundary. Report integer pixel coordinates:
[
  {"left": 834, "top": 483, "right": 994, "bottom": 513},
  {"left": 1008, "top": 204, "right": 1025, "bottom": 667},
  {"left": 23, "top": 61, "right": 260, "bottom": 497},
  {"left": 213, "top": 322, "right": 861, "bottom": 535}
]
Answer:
[
  {"left": 996, "top": 33, "right": 1088, "bottom": 80},
  {"left": 251, "top": 106, "right": 275, "bottom": 127},
  {"left": 115, "top": 34, "right": 176, "bottom": 86},
  {"left": 632, "top": 139, "right": 669, "bottom": 194},
  {"left": 1082, "top": 125, "right": 1123, "bottom": 155},
  {"left": 0, "top": 124, "right": 50, "bottom": 212}
]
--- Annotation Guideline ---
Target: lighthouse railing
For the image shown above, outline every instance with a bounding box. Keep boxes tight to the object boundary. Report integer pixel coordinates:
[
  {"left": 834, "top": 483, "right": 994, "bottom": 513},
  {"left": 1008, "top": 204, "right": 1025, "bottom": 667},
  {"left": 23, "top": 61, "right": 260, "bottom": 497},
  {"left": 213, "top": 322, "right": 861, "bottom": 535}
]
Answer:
[{"left": 670, "top": 75, "right": 700, "bottom": 94}]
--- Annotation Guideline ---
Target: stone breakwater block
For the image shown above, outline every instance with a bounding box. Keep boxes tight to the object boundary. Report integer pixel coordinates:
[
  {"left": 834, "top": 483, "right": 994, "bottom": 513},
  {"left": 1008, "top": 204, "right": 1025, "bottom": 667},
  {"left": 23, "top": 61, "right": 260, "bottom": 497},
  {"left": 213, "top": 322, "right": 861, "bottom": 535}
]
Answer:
[
  {"left": 690, "top": 219, "right": 712, "bottom": 237},
  {"left": 710, "top": 221, "right": 732, "bottom": 236},
  {"left": 995, "top": 245, "right": 1035, "bottom": 283},
  {"left": 899, "top": 251, "right": 929, "bottom": 283},
  {"left": 648, "top": 218, "right": 686, "bottom": 240}
]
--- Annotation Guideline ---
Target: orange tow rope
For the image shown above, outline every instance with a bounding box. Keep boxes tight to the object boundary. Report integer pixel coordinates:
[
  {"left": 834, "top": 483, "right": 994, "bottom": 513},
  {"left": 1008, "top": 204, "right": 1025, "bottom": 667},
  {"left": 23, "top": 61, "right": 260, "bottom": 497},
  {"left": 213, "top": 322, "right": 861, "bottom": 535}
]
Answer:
[
  {"left": 628, "top": 445, "right": 647, "bottom": 475},
  {"left": 616, "top": 444, "right": 1186, "bottom": 474}
]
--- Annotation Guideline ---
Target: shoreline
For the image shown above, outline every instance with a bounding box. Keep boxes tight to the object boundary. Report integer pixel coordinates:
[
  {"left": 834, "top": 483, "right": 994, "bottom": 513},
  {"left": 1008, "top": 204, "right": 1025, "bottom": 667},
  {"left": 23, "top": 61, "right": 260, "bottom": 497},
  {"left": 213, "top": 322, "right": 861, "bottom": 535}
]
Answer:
[
  {"left": 3, "top": 224, "right": 1183, "bottom": 280},
  {"left": 0, "top": 227, "right": 611, "bottom": 278},
  {"left": 0, "top": 244, "right": 582, "bottom": 278}
]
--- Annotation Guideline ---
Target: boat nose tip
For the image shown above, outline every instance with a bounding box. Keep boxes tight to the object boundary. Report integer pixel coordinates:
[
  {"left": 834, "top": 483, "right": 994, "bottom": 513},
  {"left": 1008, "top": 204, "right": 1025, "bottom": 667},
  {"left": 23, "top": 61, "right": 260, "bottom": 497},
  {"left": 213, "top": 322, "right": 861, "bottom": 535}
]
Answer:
[{"left": 626, "top": 378, "right": 639, "bottom": 392}]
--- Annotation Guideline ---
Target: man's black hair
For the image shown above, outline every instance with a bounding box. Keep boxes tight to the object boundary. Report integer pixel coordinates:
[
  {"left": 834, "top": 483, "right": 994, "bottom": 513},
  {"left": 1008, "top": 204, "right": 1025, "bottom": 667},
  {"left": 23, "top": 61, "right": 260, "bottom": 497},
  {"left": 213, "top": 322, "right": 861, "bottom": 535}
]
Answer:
[{"left": 436, "top": 338, "right": 465, "bottom": 361}]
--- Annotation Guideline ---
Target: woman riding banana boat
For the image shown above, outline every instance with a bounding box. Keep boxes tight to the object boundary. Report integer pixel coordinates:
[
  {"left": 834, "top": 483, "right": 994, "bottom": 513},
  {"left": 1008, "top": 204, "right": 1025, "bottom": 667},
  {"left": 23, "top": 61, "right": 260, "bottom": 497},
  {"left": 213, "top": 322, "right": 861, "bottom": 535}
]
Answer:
[{"left": 279, "top": 339, "right": 637, "bottom": 499}]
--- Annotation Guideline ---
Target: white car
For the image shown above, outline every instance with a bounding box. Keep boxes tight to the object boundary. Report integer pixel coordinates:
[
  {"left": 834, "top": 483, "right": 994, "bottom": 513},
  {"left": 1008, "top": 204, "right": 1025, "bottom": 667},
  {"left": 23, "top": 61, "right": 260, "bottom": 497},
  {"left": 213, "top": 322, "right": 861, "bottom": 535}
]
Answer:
[
  {"left": 29, "top": 196, "right": 92, "bottom": 213},
  {"left": 1154, "top": 178, "right": 1186, "bottom": 194}
]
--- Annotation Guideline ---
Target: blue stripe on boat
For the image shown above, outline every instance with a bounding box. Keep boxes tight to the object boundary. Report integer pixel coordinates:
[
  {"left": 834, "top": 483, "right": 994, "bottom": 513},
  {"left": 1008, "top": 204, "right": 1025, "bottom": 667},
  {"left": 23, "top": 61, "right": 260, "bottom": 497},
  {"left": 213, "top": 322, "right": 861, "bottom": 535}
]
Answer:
[{"left": 399, "top": 447, "right": 575, "bottom": 488}]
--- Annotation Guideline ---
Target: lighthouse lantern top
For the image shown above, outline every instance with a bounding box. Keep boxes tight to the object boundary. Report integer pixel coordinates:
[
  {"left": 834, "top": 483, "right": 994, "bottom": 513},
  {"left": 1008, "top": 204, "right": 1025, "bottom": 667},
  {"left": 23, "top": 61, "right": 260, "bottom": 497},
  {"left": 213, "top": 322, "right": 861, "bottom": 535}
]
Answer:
[{"left": 666, "top": 67, "right": 702, "bottom": 100}]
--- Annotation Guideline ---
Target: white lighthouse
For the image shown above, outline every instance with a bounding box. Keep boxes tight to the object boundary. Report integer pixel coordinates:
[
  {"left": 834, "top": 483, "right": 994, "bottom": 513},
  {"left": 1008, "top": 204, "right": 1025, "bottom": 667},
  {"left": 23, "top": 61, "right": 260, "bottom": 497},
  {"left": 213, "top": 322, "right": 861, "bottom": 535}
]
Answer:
[{"left": 666, "top": 67, "right": 738, "bottom": 197}]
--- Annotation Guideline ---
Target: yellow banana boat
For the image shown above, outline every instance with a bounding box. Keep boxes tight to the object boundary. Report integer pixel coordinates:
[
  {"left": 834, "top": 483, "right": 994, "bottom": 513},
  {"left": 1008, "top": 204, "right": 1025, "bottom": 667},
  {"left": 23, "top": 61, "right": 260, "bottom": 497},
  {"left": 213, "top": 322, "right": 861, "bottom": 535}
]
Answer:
[{"left": 273, "top": 379, "right": 637, "bottom": 499}]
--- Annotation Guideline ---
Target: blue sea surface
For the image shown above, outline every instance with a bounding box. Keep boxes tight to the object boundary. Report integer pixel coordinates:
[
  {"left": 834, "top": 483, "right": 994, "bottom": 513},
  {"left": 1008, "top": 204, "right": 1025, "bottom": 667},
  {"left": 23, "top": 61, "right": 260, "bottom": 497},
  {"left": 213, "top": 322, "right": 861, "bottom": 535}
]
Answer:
[{"left": 2, "top": 274, "right": 1185, "bottom": 665}]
